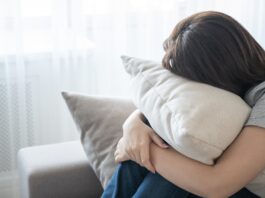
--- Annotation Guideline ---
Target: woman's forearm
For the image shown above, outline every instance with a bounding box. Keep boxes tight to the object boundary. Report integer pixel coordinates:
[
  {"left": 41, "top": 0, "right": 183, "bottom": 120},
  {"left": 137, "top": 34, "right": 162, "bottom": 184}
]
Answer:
[
  {"left": 150, "top": 126, "right": 265, "bottom": 198},
  {"left": 150, "top": 143, "right": 217, "bottom": 197},
  {"left": 122, "top": 112, "right": 265, "bottom": 197}
]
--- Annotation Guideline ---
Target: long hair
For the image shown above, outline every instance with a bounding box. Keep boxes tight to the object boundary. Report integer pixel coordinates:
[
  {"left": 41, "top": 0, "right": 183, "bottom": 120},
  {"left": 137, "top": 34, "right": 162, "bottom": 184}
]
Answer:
[{"left": 162, "top": 11, "right": 265, "bottom": 97}]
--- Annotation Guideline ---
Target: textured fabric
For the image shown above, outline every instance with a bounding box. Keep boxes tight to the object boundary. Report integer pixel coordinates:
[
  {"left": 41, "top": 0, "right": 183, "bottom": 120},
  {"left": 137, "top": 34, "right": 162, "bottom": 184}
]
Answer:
[
  {"left": 102, "top": 161, "right": 191, "bottom": 198},
  {"left": 101, "top": 161, "right": 150, "bottom": 198},
  {"left": 62, "top": 92, "right": 136, "bottom": 188},
  {"left": 243, "top": 82, "right": 265, "bottom": 197},
  {"left": 245, "top": 81, "right": 265, "bottom": 128},
  {"left": 102, "top": 161, "right": 260, "bottom": 198},
  {"left": 17, "top": 141, "right": 103, "bottom": 198},
  {"left": 122, "top": 55, "right": 251, "bottom": 165}
]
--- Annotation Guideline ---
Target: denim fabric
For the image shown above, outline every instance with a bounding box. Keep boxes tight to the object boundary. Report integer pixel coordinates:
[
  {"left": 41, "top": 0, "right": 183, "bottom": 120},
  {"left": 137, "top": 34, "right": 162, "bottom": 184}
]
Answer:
[{"left": 101, "top": 160, "right": 260, "bottom": 198}]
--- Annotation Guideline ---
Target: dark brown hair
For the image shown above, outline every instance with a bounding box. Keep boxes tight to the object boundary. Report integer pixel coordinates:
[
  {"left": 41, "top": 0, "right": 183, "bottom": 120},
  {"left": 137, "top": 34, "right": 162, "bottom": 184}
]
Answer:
[{"left": 162, "top": 11, "right": 265, "bottom": 97}]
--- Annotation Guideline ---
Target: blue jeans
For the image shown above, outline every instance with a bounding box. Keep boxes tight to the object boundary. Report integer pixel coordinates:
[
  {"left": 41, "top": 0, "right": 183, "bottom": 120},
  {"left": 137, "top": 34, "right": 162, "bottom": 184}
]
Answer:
[{"left": 101, "top": 160, "right": 260, "bottom": 198}]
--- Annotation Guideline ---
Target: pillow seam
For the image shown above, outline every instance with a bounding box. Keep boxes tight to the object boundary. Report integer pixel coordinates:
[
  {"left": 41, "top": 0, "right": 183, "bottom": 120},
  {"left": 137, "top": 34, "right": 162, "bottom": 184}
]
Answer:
[{"left": 137, "top": 67, "right": 223, "bottom": 151}]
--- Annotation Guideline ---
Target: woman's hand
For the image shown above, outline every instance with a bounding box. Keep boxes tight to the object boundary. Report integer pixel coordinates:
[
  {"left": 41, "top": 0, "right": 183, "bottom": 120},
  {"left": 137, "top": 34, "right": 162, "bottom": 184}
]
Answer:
[
  {"left": 114, "top": 137, "right": 130, "bottom": 162},
  {"left": 114, "top": 109, "right": 168, "bottom": 173}
]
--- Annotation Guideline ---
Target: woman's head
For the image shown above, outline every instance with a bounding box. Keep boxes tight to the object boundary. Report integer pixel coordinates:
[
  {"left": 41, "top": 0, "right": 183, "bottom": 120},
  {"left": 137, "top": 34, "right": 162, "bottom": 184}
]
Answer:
[{"left": 162, "top": 11, "right": 265, "bottom": 97}]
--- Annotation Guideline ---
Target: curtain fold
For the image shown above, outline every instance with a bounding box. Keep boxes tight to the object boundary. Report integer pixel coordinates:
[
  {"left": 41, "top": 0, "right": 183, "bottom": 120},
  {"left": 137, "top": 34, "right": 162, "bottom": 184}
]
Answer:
[{"left": 0, "top": 0, "right": 264, "bottom": 197}]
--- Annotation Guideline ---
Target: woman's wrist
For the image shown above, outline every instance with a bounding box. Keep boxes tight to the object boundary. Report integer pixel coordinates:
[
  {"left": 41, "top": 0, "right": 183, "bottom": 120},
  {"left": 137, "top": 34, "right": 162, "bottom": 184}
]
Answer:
[
  {"left": 133, "top": 109, "right": 145, "bottom": 121},
  {"left": 122, "top": 109, "right": 143, "bottom": 131},
  {"left": 133, "top": 109, "right": 151, "bottom": 126}
]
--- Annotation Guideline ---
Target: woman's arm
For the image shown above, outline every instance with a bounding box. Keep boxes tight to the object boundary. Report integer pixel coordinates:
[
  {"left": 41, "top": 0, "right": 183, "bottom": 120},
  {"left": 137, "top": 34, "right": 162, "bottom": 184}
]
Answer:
[
  {"left": 115, "top": 109, "right": 168, "bottom": 173},
  {"left": 150, "top": 126, "right": 265, "bottom": 197}
]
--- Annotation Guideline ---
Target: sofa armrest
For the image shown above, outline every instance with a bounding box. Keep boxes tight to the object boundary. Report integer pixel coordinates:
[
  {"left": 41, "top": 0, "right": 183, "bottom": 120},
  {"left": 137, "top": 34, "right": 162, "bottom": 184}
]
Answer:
[{"left": 17, "top": 140, "right": 103, "bottom": 198}]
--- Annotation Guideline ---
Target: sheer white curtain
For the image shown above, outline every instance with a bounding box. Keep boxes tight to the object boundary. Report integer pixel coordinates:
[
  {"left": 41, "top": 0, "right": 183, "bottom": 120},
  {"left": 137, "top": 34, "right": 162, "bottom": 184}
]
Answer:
[{"left": 0, "top": 0, "right": 264, "bottom": 197}]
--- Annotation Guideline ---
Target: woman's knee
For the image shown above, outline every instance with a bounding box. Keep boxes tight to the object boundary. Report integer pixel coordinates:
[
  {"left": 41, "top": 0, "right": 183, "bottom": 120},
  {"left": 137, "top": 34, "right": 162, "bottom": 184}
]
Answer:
[
  {"left": 118, "top": 160, "right": 143, "bottom": 173},
  {"left": 117, "top": 160, "right": 149, "bottom": 178}
]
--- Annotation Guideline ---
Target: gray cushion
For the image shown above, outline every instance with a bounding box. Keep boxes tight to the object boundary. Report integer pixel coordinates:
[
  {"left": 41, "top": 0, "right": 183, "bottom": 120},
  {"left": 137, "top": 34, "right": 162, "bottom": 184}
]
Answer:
[{"left": 62, "top": 92, "right": 136, "bottom": 188}]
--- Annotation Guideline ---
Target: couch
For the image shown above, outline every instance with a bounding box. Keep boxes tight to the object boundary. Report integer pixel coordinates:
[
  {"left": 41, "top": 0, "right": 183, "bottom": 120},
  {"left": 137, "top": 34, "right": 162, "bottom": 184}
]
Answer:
[{"left": 17, "top": 140, "right": 103, "bottom": 198}]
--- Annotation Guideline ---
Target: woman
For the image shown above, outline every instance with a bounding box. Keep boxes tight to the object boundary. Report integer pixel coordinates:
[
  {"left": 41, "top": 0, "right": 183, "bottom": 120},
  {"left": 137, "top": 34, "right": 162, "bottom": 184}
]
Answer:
[{"left": 102, "top": 11, "right": 265, "bottom": 197}]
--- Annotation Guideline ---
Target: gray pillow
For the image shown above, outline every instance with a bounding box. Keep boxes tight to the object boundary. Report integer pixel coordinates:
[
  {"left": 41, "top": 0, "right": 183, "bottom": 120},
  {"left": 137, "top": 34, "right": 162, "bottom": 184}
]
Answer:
[{"left": 62, "top": 91, "right": 136, "bottom": 188}]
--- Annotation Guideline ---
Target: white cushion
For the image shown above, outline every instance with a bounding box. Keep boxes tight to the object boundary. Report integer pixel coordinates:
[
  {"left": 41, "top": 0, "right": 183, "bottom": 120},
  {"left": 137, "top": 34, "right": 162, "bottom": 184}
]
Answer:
[
  {"left": 122, "top": 56, "right": 265, "bottom": 197},
  {"left": 122, "top": 55, "right": 251, "bottom": 165}
]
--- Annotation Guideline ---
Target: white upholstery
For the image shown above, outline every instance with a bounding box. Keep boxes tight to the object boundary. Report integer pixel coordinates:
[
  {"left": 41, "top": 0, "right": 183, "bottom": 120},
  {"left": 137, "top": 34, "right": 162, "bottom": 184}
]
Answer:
[
  {"left": 17, "top": 141, "right": 103, "bottom": 198},
  {"left": 122, "top": 55, "right": 251, "bottom": 165}
]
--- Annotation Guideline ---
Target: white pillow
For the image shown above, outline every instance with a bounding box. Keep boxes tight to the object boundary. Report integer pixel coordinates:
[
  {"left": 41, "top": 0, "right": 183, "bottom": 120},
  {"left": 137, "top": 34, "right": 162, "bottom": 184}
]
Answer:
[
  {"left": 121, "top": 55, "right": 251, "bottom": 165},
  {"left": 122, "top": 56, "right": 265, "bottom": 197}
]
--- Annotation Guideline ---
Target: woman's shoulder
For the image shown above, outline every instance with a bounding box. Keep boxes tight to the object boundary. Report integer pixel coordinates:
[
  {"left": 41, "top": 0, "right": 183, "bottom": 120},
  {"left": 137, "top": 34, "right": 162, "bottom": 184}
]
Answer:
[
  {"left": 244, "top": 81, "right": 265, "bottom": 128},
  {"left": 244, "top": 81, "right": 265, "bottom": 107}
]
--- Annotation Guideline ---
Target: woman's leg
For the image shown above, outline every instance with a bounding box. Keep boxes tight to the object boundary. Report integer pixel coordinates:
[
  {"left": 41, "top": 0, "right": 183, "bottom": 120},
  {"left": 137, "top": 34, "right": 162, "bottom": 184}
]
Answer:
[
  {"left": 132, "top": 172, "right": 260, "bottom": 198},
  {"left": 101, "top": 160, "right": 149, "bottom": 198},
  {"left": 132, "top": 172, "right": 194, "bottom": 198},
  {"left": 229, "top": 188, "right": 260, "bottom": 198},
  {"left": 101, "top": 160, "right": 260, "bottom": 198}
]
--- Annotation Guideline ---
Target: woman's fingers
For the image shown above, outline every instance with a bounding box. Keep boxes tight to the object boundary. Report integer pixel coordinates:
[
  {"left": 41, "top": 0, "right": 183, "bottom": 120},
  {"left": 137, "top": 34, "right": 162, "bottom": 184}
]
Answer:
[
  {"left": 115, "top": 154, "right": 126, "bottom": 163},
  {"left": 150, "top": 132, "right": 168, "bottom": 148},
  {"left": 140, "top": 143, "right": 156, "bottom": 173},
  {"left": 115, "top": 138, "right": 131, "bottom": 163},
  {"left": 132, "top": 145, "right": 143, "bottom": 166},
  {"left": 125, "top": 143, "right": 137, "bottom": 162}
]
